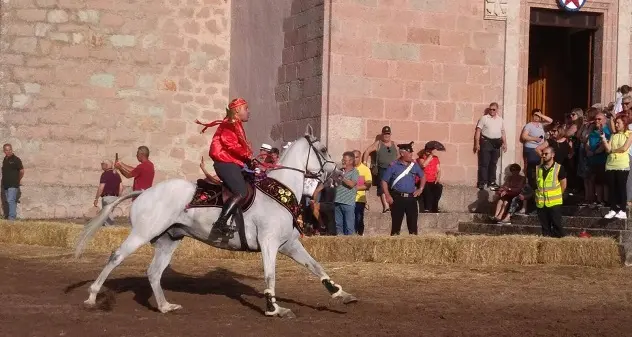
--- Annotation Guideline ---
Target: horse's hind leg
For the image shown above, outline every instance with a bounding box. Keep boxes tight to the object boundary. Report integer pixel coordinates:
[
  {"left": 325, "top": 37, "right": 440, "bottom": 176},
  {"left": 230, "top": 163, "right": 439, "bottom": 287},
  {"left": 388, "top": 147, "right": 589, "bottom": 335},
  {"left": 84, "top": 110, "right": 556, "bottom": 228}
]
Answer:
[
  {"left": 84, "top": 233, "right": 148, "bottom": 307},
  {"left": 279, "top": 237, "right": 357, "bottom": 304},
  {"left": 148, "top": 234, "right": 182, "bottom": 313}
]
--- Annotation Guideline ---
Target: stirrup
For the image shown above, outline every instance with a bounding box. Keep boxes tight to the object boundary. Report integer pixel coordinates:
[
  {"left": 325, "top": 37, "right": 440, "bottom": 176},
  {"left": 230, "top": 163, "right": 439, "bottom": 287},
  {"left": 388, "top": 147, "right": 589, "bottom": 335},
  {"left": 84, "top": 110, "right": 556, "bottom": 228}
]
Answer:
[{"left": 211, "top": 217, "right": 236, "bottom": 236}]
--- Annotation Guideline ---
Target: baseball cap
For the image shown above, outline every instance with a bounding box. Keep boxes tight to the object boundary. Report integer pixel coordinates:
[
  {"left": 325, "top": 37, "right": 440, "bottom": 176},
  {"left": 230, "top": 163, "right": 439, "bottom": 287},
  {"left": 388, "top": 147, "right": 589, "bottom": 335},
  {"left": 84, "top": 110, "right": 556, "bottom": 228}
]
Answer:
[
  {"left": 381, "top": 126, "right": 391, "bottom": 134},
  {"left": 260, "top": 143, "right": 272, "bottom": 151}
]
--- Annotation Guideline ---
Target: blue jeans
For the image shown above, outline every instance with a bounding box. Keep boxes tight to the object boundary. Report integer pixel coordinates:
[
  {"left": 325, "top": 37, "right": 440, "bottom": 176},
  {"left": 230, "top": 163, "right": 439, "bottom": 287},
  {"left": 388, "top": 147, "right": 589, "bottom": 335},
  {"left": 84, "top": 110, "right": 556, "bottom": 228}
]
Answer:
[
  {"left": 4, "top": 187, "right": 18, "bottom": 220},
  {"left": 334, "top": 202, "right": 355, "bottom": 235},
  {"left": 354, "top": 202, "right": 365, "bottom": 235}
]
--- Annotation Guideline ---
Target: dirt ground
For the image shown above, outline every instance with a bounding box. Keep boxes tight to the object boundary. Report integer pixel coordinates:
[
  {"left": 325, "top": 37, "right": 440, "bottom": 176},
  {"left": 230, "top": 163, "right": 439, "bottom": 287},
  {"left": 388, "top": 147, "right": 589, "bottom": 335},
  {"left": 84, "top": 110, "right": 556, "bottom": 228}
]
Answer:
[{"left": 2, "top": 245, "right": 632, "bottom": 337}]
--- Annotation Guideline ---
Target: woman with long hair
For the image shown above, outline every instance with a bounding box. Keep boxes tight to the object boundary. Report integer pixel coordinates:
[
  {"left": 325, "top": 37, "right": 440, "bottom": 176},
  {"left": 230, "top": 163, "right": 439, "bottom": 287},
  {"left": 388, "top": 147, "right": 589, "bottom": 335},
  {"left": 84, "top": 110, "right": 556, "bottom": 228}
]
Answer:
[
  {"left": 600, "top": 114, "right": 632, "bottom": 219},
  {"left": 536, "top": 124, "right": 572, "bottom": 166}
]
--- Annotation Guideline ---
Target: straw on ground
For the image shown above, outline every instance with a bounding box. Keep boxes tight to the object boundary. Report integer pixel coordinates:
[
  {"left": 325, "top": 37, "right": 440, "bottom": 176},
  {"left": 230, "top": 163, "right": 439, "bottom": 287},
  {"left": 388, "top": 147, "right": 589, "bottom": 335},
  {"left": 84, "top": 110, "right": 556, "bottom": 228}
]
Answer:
[{"left": 0, "top": 220, "right": 622, "bottom": 268}]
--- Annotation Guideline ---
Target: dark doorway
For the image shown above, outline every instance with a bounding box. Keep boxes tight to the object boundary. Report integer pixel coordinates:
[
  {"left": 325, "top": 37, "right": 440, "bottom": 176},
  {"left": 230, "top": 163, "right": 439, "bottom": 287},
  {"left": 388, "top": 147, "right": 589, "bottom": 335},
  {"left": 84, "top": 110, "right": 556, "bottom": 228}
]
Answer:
[{"left": 527, "top": 8, "right": 603, "bottom": 123}]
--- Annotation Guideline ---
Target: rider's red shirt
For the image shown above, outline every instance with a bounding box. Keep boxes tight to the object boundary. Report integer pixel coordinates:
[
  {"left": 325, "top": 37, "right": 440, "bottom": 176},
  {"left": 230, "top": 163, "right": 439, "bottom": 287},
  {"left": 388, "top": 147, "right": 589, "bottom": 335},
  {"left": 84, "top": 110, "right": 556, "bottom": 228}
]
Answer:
[{"left": 209, "top": 118, "right": 252, "bottom": 167}]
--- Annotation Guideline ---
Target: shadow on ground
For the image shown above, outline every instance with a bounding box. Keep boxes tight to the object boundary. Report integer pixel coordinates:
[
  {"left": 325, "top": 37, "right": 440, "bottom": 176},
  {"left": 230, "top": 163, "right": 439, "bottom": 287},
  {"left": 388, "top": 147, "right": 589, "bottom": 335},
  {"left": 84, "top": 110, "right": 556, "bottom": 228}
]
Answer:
[{"left": 64, "top": 266, "right": 347, "bottom": 315}]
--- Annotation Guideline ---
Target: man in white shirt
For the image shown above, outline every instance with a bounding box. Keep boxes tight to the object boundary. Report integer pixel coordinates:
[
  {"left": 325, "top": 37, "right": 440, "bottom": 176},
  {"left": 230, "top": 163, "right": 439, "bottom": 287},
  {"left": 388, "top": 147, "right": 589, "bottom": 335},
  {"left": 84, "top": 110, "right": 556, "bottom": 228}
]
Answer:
[{"left": 473, "top": 102, "right": 507, "bottom": 190}]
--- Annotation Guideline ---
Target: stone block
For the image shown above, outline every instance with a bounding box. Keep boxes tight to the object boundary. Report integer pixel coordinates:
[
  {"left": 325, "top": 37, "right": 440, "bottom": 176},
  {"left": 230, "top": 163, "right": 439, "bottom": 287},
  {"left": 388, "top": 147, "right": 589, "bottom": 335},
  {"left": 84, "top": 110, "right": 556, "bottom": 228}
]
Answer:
[
  {"left": 11, "top": 37, "right": 38, "bottom": 54},
  {"left": 12, "top": 94, "right": 31, "bottom": 109},
  {"left": 84, "top": 98, "right": 98, "bottom": 110},
  {"left": 89, "top": 73, "right": 115, "bottom": 88},
  {"left": 35, "top": 0, "right": 56, "bottom": 7},
  {"left": 47, "top": 10, "right": 69, "bottom": 23},
  {"left": 35, "top": 23, "right": 52, "bottom": 37},
  {"left": 16, "top": 9, "right": 47, "bottom": 22},
  {"left": 148, "top": 106, "right": 165, "bottom": 117},
  {"left": 137, "top": 75, "right": 154, "bottom": 90},
  {"left": 7, "top": 23, "right": 34, "bottom": 36},
  {"left": 64, "top": 32, "right": 81, "bottom": 44},
  {"left": 110, "top": 35, "right": 136, "bottom": 48},
  {"left": 23, "top": 83, "right": 41, "bottom": 94},
  {"left": 77, "top": 10, "right": 99, "bottom": 24},
  {"left": 141, "top": 34, "right": 161, "bottom": 49},
  {"left": 49, "top": 32, "right": 69, "bottom": 42},
  {"left": 372, "top": 43, "right": 419, "bottom": 61},
  {"left": 100, "top": 13, "right": 124, "bottom": 27}
]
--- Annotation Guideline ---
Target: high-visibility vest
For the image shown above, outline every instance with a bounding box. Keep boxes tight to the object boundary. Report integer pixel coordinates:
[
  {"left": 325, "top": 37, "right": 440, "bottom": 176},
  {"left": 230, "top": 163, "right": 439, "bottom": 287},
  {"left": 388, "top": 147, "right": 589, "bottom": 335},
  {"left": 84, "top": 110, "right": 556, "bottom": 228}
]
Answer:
[{"left": 535, "top": 162, "right": 563, "bottom": 208}]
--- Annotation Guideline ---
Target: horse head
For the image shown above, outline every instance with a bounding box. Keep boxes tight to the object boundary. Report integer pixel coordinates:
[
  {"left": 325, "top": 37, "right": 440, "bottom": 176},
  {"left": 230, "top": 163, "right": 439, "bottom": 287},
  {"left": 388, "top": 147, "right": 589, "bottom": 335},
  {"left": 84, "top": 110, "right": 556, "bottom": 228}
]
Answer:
[{"left": 277, "top": 125, "right": 337, "bottom": 182}]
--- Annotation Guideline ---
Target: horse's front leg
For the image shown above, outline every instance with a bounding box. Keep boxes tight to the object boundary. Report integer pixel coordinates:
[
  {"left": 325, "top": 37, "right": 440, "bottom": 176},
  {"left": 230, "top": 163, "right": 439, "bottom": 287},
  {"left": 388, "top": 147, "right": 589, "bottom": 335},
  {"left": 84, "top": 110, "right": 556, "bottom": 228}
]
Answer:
[
  {"left": 260, "top": 239, "right": 295, "bottom": 318},
  {"left": 279, "top": 235, "right": 357, "bottom": 304}
]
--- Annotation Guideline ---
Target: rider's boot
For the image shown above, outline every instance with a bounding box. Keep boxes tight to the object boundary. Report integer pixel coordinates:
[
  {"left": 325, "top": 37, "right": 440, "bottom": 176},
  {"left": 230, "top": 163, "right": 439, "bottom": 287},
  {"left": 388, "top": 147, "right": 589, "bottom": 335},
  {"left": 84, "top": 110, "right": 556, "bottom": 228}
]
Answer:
[{"left": 211, "top": 195, "right": 243, "bottom": 235}]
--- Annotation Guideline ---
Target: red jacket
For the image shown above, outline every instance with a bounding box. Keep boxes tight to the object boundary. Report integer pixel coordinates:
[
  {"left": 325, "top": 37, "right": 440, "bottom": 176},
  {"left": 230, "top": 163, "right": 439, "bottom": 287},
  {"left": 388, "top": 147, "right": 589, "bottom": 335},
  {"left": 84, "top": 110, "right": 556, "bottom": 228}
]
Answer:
[{"left": 209, "top": 118, "right": 252, "bottom": 167}]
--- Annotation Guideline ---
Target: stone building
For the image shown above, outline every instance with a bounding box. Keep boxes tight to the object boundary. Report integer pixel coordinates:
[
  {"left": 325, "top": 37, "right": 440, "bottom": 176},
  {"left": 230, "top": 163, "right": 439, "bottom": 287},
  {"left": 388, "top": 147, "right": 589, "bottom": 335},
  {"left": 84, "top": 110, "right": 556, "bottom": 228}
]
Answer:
[{"left": 0, "top": 0, "right": 629, "bottom": 218}]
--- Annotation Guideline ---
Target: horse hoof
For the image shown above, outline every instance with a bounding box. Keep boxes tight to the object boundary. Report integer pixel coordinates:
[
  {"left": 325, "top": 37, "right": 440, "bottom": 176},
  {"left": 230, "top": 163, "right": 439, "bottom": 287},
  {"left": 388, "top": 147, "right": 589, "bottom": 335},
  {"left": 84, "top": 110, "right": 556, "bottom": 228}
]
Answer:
[
  {"left": 342, "top": 294, "right": 358, "bottom": 304},
  {"left": 277, "top": 307, "right": 296, "bottom": 318},
  {"left": 265, "top": 307, "right": 295, "bottom": 319},
  {"left": 159, "top": 303, "right": 183, "bottom": 313},
  {"left": 333, "top": 289, "right": 358, "bottom": 304},
  {"left": 83, "top": 299, "right": 96, "bottom": 308}
]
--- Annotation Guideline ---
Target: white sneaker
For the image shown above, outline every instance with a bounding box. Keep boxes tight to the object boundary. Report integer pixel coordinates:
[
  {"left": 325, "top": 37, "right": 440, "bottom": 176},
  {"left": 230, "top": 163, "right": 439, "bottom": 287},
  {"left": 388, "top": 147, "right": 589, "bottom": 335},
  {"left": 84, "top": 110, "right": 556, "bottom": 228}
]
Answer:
[
  {"left": 604, "top": 210, "right": 617, "bottom": 219},
  {"left": 615, "top": 211, "right": 627, "bottom": 219}
]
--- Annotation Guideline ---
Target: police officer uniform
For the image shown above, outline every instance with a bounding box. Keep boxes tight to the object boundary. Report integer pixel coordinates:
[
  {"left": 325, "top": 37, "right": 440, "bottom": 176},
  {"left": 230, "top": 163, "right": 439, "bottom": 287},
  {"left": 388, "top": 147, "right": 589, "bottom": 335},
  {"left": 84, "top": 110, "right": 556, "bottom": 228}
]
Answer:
[{"left": 381, "top": 142, "right": 425, "bottom": 235}]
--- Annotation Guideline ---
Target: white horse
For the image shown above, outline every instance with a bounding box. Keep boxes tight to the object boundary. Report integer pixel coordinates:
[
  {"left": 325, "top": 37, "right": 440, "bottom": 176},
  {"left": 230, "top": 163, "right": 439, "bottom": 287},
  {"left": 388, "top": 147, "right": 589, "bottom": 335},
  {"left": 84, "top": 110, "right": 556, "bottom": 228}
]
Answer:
[{"left": 74, "top": 126, "right": 357, "bottom": 318}]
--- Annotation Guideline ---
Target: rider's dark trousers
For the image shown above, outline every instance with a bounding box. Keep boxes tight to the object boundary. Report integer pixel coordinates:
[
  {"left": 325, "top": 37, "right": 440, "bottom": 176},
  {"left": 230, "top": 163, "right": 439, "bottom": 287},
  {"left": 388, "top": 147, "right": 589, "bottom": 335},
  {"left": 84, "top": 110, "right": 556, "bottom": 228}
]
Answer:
[{"left": 213, "top": 162, "right": 247, "bottom": 197}]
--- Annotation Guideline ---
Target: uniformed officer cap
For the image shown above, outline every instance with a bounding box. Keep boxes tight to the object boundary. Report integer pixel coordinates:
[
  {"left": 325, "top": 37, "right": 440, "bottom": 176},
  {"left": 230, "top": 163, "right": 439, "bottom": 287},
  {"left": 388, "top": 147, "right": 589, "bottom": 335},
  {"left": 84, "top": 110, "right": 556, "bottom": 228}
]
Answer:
[{"left": 397, "top": 142, "right": 414, "bottom": 152}]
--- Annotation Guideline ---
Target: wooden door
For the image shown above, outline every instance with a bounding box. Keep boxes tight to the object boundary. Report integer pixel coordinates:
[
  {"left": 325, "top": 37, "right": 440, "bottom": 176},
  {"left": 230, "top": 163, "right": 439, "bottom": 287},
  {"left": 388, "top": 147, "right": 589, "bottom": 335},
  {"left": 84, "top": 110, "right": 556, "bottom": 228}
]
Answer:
[
  {"left": 568, "top": 29, "right": 593, "bottom": 110},
  {"left": 527, "top": 65, "right": 546, "bottom": 123}
]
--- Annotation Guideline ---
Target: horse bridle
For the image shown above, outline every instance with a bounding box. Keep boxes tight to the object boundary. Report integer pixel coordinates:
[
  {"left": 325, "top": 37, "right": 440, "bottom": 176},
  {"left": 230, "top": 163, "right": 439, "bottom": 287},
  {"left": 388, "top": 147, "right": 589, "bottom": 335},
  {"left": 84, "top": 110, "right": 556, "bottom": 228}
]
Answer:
[{"left": 262, "top": 135, "right": 336, "bottom": 182}]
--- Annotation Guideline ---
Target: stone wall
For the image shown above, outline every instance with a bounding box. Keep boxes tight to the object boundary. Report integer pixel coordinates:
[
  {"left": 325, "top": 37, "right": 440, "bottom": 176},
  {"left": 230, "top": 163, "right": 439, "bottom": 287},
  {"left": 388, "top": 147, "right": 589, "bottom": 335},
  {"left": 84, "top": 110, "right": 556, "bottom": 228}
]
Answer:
[
  {"left": 0, "top": 0, "right": 231, "bottom": 218},
  {"left": 274, "top": 0, "right": 325, "bottom": 142},
  {"left": 228, "top": 0, "right": 292, "bottom": 149},
  {"left": 322, "top": 0, "right": 506, "bottom": 184}
]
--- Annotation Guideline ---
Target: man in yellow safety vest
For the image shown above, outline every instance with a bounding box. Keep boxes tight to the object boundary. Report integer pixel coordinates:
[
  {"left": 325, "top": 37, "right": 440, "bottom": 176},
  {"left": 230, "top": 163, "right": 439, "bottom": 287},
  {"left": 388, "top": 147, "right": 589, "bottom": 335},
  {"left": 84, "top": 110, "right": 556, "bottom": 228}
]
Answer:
[{"left": 535, "top": 146, "right": 567, "bottom": 238}]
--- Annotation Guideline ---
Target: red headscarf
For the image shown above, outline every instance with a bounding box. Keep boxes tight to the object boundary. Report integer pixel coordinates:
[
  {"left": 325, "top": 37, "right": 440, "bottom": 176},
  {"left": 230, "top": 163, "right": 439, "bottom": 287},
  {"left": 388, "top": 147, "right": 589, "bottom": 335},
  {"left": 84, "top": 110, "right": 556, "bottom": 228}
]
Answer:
[{"left": 195, "top": 98, "right": 248, "bottom": 133}]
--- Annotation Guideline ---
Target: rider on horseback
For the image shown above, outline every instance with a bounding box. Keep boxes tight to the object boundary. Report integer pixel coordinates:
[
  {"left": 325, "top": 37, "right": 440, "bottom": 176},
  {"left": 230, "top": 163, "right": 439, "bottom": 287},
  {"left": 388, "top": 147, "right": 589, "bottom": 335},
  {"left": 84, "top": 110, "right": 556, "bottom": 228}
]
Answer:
[{"left": 195, "top": 97, "right": 253, "bottom": 235}]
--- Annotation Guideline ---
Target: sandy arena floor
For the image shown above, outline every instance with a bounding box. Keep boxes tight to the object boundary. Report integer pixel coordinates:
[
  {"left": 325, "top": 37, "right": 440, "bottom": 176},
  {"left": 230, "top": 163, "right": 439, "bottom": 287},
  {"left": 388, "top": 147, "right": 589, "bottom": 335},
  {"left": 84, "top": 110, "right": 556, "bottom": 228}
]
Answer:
[{"left": 2, "top": 244, "right": 632, "bottom": 337}]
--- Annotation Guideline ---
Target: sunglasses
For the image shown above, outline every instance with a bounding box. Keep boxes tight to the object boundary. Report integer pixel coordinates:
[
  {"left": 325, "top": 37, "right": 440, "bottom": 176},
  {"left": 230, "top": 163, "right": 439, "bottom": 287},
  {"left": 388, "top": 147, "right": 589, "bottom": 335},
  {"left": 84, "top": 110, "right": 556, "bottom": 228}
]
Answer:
[{"left": 489, "top": 108, "right": 497, "bottom": 111}]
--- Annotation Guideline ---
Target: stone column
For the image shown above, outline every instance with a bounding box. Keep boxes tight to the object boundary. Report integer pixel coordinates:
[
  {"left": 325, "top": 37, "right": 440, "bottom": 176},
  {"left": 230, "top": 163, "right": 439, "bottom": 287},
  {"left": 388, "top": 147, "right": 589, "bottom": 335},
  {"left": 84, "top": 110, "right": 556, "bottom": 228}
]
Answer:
[
  {"left": 500, "top": 0, "right": 521, "bottom": 180},
  {"left": 616, "top": 0, "right": 631, "bottom": 87}
]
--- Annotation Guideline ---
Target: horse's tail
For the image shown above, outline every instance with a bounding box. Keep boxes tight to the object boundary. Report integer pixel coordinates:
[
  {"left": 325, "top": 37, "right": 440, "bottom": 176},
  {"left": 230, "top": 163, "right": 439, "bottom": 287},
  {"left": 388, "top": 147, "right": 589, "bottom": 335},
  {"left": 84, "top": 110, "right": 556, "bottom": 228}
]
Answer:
[{"left": 73, "top": 191, "right": 143, "bottom": 259}]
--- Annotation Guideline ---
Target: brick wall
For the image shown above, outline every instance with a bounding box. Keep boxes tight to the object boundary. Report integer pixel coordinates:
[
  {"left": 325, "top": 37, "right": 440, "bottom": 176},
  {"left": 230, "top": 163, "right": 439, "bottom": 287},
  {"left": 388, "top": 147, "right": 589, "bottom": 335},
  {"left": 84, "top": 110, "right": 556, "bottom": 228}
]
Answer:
[
  {"left": 275, "top": 0, "right": 324, "bottom": 142},
  {"left": 323, "top": 0, "right": 506, "bottom": 184},
  {"left": 0, "top": 0, "right": 231, "bottom": 218}
]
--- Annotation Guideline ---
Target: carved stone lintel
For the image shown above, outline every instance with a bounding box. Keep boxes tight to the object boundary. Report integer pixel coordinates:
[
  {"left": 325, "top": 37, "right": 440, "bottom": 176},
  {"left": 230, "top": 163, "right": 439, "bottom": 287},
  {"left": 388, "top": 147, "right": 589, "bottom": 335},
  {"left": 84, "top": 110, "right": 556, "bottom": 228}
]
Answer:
[{"left": 484, "top": 0, "right": 508, "bottom": 21}]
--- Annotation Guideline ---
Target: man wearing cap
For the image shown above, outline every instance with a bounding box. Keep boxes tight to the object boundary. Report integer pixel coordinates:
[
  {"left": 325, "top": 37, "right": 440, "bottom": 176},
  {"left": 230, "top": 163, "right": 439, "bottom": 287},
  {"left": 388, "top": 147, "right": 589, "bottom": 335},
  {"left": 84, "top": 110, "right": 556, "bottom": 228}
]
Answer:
[
  {"left": 268, "top": 147, "right": 280, "bottom": 164},
  {"left": 195, "top": 98, "right": 253, "bottom": 235},
  {"left": 381, "top": 142, "right": 426, "bottom": 235},
  {"left": 259, "top": 143, "right": 273, "bottom": 160},
  {"left": 94, "top": 159, "right": 123, "bottom": 226},
  {"left": 362, "top": 126, "right": 398, "bottom": 213}
]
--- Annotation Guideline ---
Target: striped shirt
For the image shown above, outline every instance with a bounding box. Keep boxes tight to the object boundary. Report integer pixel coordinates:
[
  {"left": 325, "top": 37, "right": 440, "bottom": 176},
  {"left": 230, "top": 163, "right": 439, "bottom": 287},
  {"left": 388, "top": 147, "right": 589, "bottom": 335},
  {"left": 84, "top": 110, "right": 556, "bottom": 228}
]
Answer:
[{"left": 334, "top": 168, "right": 359, "bottom": 206}]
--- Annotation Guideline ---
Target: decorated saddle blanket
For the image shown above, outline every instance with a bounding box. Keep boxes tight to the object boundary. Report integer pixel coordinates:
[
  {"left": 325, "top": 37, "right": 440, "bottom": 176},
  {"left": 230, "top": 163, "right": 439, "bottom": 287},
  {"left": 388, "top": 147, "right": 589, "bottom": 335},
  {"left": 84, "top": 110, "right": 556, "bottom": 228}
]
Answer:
[{"left": 187, "top": 177, "right": 303, "bottom": 232}]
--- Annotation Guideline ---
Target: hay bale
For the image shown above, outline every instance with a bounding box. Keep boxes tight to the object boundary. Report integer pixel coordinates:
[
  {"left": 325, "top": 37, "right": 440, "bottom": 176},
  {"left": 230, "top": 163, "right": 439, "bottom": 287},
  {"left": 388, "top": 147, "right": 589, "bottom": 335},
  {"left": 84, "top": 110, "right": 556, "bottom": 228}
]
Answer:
[
  {"left": 453, "top": 235, "right": 539, "bottom": 266},
  {"left": 538, "top": 237, "right": 621, "bottom": 268},
  {"left": 0, "top": 220, "right": 623, "bottom": 268}
]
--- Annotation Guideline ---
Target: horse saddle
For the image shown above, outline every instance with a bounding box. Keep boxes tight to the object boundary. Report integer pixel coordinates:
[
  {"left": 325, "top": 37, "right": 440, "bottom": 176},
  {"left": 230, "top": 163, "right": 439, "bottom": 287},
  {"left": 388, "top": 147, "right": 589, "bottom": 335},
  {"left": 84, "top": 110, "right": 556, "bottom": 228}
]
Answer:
[
  {"left": 186, "top": 175, "right": 302, "bottom": 221},
  {"left": 187, "top": 178, "right": 256, "bottom": 211}
]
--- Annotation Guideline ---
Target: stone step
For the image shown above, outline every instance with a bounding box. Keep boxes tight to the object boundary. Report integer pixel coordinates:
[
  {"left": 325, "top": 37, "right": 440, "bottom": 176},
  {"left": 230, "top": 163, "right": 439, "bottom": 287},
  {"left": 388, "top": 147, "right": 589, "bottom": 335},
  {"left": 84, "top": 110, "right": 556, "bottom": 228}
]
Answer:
[
  {"left": 508, "top": 214, "right": 628, "bottom": 230},
  {"left": 457, "top": 222, "right": 623, "bottom": 239},
  {"left": 363, "top": 212, "right": 473, "bottom": 236},
  {"left": 558, "top": 205, "right": 610, "bottom": 217}
]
